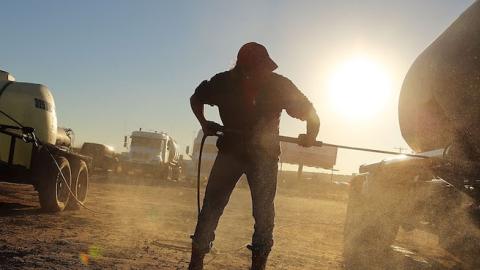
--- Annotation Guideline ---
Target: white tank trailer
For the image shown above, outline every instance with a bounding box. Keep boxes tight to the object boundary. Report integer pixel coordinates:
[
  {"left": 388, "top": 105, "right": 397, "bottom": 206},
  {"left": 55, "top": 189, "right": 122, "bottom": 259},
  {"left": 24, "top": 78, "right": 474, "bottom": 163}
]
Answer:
[
  {"left": 121, "top": 129, "right": 181, "bottom": 180},
  {"left": 187, "top": 130, "right": 218, "bottom": 181},
  {"left": 0, "top": 70, "right": 91, "bottom": 212},
  {"left": 344, "top": 2, "right": 480, "bottom": 269}
]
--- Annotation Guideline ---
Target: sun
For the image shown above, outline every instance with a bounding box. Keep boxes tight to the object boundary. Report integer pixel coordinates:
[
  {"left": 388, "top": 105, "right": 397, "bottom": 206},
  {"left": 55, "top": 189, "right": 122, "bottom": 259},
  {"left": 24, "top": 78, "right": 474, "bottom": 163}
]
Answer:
[{"left": 328, "top": 56, "right": 392, "bottom": 119}]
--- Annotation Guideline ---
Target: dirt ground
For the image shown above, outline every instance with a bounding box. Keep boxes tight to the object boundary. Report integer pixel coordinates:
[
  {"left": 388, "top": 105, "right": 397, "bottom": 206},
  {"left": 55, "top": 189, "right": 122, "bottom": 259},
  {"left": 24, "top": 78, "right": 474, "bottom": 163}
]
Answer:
[{"left": 0, "top": 176, "right": 461, "bottom": 270}]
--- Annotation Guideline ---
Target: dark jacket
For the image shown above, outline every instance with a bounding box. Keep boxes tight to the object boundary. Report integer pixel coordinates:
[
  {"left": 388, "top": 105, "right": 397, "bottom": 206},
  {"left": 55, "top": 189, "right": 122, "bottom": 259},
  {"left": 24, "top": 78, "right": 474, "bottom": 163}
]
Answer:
[{"left": 192, "top": 69, "right": 317, "bottom": 157}]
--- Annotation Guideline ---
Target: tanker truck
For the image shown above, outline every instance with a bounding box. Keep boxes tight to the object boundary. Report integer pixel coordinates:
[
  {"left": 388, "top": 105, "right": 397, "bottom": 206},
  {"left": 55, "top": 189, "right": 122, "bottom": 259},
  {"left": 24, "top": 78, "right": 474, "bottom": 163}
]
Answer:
[
  {"left": 0, "top": 70, "right": 90, "bottom": 212},
  {"left": 120, "top": 129, "right": 181, "bottom": 180},
  {"left": 343, "top": 2, "right": 480, "bottom": 269},
  {"left": 186, "top": 129, "right": 218, "bottom": 182}
]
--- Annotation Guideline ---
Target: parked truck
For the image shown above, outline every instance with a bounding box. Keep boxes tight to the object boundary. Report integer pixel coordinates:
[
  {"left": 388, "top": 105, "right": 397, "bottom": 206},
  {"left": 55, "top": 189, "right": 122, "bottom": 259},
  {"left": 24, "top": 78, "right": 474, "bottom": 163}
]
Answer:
[
  {"left": 0, "top": 70, "right": 90, "bottom": 212},
  {"left": 80, "top": 142, "right": 118, "bottom": 177},
  {"left": 186, "top": 130, "right": 218, "bottom": 182},
  {"left": 120, "top": 129, "right": 181, "bottom": 180},
  {"left": 344, "top": 2, "right": 480, "bottom": 269}
]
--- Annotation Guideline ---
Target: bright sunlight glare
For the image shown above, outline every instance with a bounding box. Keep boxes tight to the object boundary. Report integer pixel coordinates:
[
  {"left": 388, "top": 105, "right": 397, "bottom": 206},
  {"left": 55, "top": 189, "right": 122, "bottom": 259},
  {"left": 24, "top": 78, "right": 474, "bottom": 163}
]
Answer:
[{"left": 328, "top": 56, "right": 393, "bottom": 119}]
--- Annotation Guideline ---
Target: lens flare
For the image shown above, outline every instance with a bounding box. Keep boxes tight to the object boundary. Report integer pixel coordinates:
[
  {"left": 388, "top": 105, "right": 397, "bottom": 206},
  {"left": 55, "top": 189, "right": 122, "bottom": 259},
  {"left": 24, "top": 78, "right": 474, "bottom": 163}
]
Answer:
[
  {"left": 79, "top": 253, "right": 89, "bottom": 265},
  {"left": 88, "top": 245, "right": 102, "bottom": 259},
  {"left": 79, "top": 245, "right": 102, "bottom": 265}
]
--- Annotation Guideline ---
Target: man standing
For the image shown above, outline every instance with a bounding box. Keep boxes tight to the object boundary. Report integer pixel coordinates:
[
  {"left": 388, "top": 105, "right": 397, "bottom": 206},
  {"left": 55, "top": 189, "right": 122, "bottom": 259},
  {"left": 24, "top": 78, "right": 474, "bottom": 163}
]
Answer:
[{"left": 189, "top": 42, "right": 320, "bottom": 270}]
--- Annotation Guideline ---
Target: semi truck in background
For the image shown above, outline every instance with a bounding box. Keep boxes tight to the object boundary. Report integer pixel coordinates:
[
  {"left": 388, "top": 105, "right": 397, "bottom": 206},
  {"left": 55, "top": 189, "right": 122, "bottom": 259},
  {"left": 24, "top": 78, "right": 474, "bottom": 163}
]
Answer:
[
  {"left": 80, "top": 142, "right": 119, "bottom": 177},
  {"left": 0, "top": 70, "right": 91, "bottom": 212},
  {"left": 344, "top": 2, "right": 480, "bottom": 269},
  {"left": 120, "top": 129, "right": 181, "bottom": 180},
  {"left": 186, "top": 130, "right": 218, "bottom": 182}
]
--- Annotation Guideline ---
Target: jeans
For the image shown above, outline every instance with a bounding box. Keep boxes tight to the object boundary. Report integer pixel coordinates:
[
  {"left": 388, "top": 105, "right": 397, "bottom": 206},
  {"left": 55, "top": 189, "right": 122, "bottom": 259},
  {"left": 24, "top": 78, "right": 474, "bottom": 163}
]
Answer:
[{"left": 192, "top": 151, "right": 278, "bottom": 253}]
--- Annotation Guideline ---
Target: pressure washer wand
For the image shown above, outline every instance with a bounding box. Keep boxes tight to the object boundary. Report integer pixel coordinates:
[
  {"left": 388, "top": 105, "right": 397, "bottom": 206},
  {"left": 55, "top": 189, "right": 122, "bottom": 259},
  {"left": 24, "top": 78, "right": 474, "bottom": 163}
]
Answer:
[
  {"left": 195, "top": 130, "right": 429, "bottom": 218},
  {"left": 277, "top": 135, "right": 429, "bottom": 159}
]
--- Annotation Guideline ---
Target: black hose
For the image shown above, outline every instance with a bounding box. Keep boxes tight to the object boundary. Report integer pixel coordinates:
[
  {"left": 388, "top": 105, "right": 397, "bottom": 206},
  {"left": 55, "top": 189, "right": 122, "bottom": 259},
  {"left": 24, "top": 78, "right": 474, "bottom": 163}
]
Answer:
[{"left": 196, "top": 134, "right": 208, "bottom": 217}]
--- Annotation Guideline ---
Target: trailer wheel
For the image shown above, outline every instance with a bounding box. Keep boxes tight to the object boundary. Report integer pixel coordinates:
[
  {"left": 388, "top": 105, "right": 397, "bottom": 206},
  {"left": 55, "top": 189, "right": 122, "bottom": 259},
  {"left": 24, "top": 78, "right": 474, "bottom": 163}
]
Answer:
[
  {"left": 38, "top": 156, "right": 72, "bottom": 212},
  {"left": 155, "top": 165, "right": 170, "bottom": 181},
  {"left": 441, "top": 232, "right": 480, "bottom": 269},
  {"left": 343, "top": 175, "right": 400, "bottom": 270},
  {"left": 166, "top": 166, "right": 172, "bottom": 180},
  {"left": 66, "top": 160, "right": 89, "bottom": 210},
  {"left": 172, "top": 166, "right": 181, "bottom": 181},
  {"left": 437, "top": 205, "right": 480, "bottom": 269}
]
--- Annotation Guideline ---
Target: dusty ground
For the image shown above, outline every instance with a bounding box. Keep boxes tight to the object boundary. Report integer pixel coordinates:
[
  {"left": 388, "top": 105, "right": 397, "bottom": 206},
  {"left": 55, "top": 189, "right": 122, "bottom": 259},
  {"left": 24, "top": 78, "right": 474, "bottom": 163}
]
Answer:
[{"left": 0, "top": 177, "right": 461, "bottom": 269}]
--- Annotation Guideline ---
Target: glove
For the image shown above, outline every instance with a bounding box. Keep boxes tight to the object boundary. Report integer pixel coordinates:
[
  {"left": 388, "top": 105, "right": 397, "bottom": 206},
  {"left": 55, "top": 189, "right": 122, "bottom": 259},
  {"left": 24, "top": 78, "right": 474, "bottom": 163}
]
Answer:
[
  {"left": 201, "top": 121, "right": 223, "bottom": 136},
  {"left": 297, "top": 133, "right": 316, "bottom": 147}
]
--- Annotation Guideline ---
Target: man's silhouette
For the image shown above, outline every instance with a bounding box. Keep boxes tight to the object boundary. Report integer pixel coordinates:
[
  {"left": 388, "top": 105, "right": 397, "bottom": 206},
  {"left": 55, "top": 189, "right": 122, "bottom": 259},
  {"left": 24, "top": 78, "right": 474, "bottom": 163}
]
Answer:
[{"left": 189, "top": 42, "right": 320, "bottom": 270}]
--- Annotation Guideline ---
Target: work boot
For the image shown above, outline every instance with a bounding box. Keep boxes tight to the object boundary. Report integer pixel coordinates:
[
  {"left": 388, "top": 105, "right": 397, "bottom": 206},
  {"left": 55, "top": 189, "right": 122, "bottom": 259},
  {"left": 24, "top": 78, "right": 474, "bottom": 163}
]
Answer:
[
  {"left": 188, "top": 246, "right": 206, "bottom": 270},
  {"left": 248, "top": 245, "right": 270, "bottom": 270}
]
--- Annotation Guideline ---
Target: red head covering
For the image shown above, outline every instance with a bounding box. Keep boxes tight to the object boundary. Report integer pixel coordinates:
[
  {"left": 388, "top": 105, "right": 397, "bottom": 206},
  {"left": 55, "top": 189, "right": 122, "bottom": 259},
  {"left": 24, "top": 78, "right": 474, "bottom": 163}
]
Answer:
[{"left": 236, "top": 42, "right": 278, "bottom": 71}]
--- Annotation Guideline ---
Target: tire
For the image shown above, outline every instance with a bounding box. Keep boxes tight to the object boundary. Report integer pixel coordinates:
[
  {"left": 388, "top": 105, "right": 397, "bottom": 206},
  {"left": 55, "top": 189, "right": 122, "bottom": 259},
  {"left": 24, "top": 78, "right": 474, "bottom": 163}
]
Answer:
[
  {"left": 442, "top": 233, "right": 480, "bottom": 269},
  {"left": 437, "top": 203, "right": 480, "bottom": 269},
  {"left": 343, "top": 175, "right": 400, "bottom": 270},
  {"left": 166, "top": 166, "right": 172, "bottom": 180},
  {"left": 66, "top": 160, "right": 89, "bottom": 210},
  {"left": 156, "top": 165, "right": 170, "bottom": 181},
  {"left": 119, "top": 163, "right": 129, "bottom": 176},
  {"left": 38, "top": 156, "right": 72, "bottom": 212},
  {"left": 171, "top": 166, "right": 181, "bottom": 181}
]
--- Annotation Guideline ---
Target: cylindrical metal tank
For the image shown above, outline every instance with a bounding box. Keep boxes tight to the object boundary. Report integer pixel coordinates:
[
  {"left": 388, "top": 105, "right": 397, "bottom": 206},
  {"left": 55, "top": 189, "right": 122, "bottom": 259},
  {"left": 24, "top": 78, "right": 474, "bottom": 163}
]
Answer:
[
  {"left": 0, "top": 79, "right": 57, "bottom": 169},
  {"left": 399, "top": 1, "right": 480, "bottom": 155}
]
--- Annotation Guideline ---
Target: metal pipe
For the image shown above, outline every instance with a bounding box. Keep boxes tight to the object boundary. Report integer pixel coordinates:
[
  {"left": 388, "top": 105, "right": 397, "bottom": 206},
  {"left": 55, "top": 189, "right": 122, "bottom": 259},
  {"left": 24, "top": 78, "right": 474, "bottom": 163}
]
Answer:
[{"left": 277, "top": 135, "right": 430, "bottom": 159}]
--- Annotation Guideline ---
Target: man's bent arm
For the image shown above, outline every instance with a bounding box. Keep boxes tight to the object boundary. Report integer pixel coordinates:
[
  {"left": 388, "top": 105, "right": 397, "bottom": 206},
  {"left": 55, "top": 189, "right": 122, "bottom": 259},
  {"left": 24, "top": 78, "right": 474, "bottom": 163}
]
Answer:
[
  {"left": 190, "top": 95, "right": 207, "bottom": 126},
  {"left": 306, "top": 110, "right": 320, "bottom": 140},
  {"left": 280, "top": 76, "right": 320, "bottom": 141}
]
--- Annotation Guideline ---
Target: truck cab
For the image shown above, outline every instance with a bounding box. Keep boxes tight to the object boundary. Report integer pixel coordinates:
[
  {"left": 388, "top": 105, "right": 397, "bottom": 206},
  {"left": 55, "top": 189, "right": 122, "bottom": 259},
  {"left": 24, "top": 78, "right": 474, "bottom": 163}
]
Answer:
[
  {"left": 80, "top": 142, "right": 118, "bottom": 175},
  {"left": 121, "top": 129, "right": 180, "bottom": 180},
  {"left": 129, "top": 131, "right": 170, "bottom": 164}
]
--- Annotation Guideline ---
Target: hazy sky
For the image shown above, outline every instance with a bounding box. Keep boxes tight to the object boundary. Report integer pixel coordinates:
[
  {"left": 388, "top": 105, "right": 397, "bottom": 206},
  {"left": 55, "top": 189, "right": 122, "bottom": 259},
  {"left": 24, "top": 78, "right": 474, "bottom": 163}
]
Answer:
[{"left": 0, "top": 0, "right": 474, "bottom": 173}]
